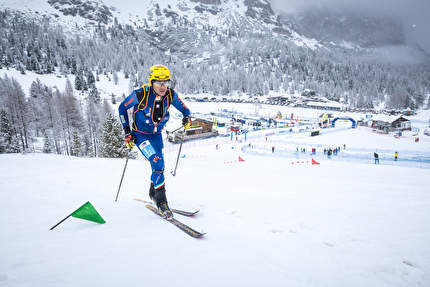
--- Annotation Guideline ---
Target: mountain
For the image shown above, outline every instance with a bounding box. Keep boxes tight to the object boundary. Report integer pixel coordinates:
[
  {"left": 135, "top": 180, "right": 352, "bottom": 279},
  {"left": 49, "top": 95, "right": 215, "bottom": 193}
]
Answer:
[
  {"left": 0, "top": 0, "right": 317, "bottom": 51},
  {"left": 284, "top": 6, "right": 405, "bottom": 49},
  {"left": 0, "top": 0, "right": 429, "bottom": 112},
  {"left": 1, "top": 0, "right": 416, "bottom": 53}
]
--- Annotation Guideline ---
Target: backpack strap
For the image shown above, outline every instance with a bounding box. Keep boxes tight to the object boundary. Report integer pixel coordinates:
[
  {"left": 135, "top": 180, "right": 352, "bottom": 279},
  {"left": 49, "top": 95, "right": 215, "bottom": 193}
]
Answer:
[
  {"left": 167, "top": 88, "right": 174, "bottom": 104},
  {"left": 137, "top": 84, "right": 151, "bottom": 110}
]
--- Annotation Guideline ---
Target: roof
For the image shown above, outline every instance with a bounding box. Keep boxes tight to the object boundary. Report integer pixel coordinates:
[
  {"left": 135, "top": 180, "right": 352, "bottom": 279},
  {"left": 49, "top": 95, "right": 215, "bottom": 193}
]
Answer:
[
  {"left": 306, "top": 101, "right": 342, "bottom": 108},
  {"left": 369, "top": 115, "right": 410, "bottom": 124}
]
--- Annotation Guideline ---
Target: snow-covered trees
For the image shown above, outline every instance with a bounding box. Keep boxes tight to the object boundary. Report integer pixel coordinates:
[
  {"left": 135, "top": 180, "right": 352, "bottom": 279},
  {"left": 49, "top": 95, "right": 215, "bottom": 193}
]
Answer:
[
  {"left": 0, "top": 7, "right": 429, "bottom": 158},
  {"left": 0, "top": 74, "right": 111, "bottom": 156},
  {"left": 1, "top": 10, "right": 429, "bottom": 110},
  {"left": 70, "top": 128, "right": 83, "bottom": 157},
  {"left": 42, "top": 130, "right": 53, "bottom": 154},
  {"left": 98, "top": 113, "right": 135, "bottom": 158},
  {"left": 0, "top": 75, "right": 30, "bottom": 151},
  {"left": 0, "top": 108, "right": 21, "bottom": 154}
]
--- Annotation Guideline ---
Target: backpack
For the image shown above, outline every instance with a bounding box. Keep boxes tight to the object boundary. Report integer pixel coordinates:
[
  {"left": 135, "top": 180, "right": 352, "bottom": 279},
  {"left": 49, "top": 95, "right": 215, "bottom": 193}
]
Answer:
[
  {"left": 135, "top": 84, "right": 173, "bottom": 111},
  {"left": 131, "top": 84, "right": 174, "bottom": 132}
]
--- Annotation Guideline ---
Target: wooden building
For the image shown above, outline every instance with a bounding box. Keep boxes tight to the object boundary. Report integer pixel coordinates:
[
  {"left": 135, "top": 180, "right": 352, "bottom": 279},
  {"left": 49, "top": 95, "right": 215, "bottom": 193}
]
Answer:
[
  {"left": 370, "top": 115, "right": 411, "bottom": 133},
  {"left": 166, "top": 118, "right": 219, "bottom": 143}
]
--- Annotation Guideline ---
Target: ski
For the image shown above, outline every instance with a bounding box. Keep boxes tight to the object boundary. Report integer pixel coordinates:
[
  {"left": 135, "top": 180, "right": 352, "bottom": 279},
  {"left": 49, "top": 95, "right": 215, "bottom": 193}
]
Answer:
[
  {"left": 133, "top": 198, "right": 199, "bottom": 217},
  {"left": 145, "top": 204, "right": 205, "bottom": 238}
]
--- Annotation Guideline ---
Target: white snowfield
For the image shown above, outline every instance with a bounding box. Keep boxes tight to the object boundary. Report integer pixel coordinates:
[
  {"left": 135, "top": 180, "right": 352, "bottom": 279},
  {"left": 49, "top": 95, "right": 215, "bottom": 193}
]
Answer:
[
  {"left": 1, "top": 64, "right": 430, "bottom": 286},
  {"left": 1, "top": 116, "right": 430, "bottom": 286}
]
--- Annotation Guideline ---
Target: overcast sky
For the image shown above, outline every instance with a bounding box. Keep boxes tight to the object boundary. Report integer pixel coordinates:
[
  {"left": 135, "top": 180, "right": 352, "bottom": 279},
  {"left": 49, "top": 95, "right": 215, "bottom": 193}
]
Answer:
[{"left": 267, "top": 0, "right": 430, "bottom": 53}]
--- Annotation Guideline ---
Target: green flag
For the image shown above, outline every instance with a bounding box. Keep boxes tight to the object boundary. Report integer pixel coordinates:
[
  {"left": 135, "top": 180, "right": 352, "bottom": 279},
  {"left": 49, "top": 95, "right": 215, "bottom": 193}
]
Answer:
[{"left": 70, "top": 201, "right": 106, "bottom": 224}]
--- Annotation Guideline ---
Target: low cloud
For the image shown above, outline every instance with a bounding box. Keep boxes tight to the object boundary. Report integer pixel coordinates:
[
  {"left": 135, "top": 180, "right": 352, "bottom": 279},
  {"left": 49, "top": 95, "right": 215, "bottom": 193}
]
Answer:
[{"left": 268, "top": 0, "right": 430, "bottom": 53}]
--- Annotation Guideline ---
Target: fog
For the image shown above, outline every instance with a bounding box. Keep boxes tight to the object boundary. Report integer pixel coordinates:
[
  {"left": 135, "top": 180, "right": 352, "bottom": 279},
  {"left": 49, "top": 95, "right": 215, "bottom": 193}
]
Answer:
[{"left": 268, "top": 0, "right": 430, "bottom": 54}]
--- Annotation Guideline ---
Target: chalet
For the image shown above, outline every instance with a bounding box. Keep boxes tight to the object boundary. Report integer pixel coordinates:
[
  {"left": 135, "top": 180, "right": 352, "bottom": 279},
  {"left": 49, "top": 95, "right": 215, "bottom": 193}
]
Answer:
[
  {"left": 166, "top": 118, "right": 219, "bottom": 143},
  {"left": 391, "top": 116, "right": 412, "bottom": 130},
  {"left": 369, "top": 115, "right": 411, "bottom": 133}
]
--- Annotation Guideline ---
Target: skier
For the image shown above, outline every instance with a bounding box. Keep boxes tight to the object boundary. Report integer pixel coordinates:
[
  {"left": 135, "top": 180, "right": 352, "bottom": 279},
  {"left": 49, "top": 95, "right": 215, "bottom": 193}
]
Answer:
[
  {"left": 394, "top": 151, "right": 398, "bottom": 161},
  {"left": 118, "top": 65, "right": 191, "bottom": 219}
]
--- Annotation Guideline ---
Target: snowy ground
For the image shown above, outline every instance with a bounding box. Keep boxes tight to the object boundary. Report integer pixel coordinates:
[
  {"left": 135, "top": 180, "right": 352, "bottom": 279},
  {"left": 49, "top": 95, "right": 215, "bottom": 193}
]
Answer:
[
  {"left": 1, "top": 67, "right": 430, "bottom": 286},
  {"left": 1, "top": 120, "right": 430, "bottom": 286}
]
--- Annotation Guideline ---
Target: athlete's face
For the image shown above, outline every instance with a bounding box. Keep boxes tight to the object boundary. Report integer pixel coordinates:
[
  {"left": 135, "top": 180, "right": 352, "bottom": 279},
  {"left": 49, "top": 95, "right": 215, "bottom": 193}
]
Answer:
[{"left": 152, "top": 81, "right": 170, "bottom": 97}]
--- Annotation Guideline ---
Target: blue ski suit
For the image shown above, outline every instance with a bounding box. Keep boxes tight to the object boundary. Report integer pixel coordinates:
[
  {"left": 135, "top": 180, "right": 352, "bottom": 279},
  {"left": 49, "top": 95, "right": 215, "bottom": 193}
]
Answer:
[{"left": 118, "top": 85, "right": 190, "bottom": 189}]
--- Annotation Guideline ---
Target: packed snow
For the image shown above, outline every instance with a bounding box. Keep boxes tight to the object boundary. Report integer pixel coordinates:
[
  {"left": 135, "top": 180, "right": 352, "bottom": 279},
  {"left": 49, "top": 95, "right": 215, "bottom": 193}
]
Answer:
[
  {"left": 1, "top": 0, "right": 430, "bottom": 284},
  {"left": 1, "top": 66, "right": 430, "bottom": 286},
  {"left": 1, "top": 101, "right": 430, "bottom": 286}
]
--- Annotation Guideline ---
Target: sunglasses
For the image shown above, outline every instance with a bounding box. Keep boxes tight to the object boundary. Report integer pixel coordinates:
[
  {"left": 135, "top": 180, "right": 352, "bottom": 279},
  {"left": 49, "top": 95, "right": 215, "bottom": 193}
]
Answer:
[{"left": 153, "top": 81, "right": 171, "bottom": 88}]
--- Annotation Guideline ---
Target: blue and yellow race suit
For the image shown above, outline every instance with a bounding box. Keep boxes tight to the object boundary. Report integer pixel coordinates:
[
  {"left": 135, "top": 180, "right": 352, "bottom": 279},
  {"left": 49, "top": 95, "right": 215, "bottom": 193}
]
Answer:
[{"left": 118, "top": 85, "right": 190, "bottom": 190}]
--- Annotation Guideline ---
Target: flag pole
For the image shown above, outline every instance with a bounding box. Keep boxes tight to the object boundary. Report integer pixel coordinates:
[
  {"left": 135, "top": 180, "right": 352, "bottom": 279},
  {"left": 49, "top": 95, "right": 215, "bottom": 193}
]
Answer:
[
  {"left": 50, "top": 201, "right": 106, "bottom": 230},
  {"left": 49, "top": 214, "right": 72, "bottom": 230}
]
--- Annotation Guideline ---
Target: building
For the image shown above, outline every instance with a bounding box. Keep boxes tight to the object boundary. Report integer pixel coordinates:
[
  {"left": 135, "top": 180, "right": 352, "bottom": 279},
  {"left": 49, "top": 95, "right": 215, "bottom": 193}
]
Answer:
[
  {"left": 369, "top": 115, "right": 411, "bottom": 133},
  {"left": 306, "top": 101, "right": 342, "bottom": 111},
  {"left": 166, "top": 118, "right": 219, "bottom": 143}
]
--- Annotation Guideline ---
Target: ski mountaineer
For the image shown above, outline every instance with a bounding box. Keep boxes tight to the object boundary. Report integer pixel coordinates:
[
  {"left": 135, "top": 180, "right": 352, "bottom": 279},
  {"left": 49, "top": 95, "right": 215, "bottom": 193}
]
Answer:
[{"left": 118, "top": 65, "right": 192, "bottom": 220}]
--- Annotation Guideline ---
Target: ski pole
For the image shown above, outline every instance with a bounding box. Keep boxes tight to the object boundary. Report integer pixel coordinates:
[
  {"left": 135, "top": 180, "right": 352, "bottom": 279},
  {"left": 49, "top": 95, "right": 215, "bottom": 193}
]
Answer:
[
  {"left": 171, "top": 130, "right": 185, "bottom": 176},
  {"left": 115, "top": 150, "right": 131, "bottom": 202}
]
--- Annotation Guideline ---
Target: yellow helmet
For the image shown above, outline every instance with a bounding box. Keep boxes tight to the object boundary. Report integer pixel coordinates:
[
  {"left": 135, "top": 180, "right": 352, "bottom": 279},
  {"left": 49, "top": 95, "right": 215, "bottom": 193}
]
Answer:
[{"left": 148, "top": 65, "right": 171, "bottom": 83}]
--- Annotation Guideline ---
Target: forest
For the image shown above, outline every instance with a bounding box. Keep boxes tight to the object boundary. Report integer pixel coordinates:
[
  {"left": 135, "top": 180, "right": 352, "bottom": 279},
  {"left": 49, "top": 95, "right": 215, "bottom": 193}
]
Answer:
[{"left": 0, "top": 9, "right": 429, "bottom": 156}]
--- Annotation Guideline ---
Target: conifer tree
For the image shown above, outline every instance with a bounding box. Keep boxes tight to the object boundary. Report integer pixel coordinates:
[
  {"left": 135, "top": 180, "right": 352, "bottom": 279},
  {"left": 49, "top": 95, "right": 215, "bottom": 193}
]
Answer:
[
  {"left": 86, "top": 70, "right": 96, "bottom": 87},
  {"left": 98, "top": 113, "right": 136, "bottom": 158},
  {"left": 111, "top": 93, "right": 117, "bottom": 104},
  {"left": 89, "top": 84, "right": 101, "bottom": 103},
  {"left": 70, "top": 128, "right": 83, "bottom": 157},
  {"left": 74, "top": 70, "right": 85, "bottom": 91},
  {"left": 42, "top": 130, "right": 53, "bottom": 154},
  {"left": 0, "top": 109, "right": 21, "bottom": 154}
]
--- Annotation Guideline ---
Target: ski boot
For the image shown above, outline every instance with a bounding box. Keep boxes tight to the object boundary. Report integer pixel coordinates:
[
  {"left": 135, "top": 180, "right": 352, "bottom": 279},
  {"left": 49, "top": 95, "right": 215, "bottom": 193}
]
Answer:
[
  {"left": 149, "top": 183, "right": 173, "bottom": 220},
  {"left": 149, "top": 182, "right": 156, "bottom": 204},
  {"left": 158, "top": 202, "right": 173, "bottom": 220}
]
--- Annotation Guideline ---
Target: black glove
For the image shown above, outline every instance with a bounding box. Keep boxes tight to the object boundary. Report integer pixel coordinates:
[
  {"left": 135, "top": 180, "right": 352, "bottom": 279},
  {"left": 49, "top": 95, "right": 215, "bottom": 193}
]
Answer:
[{"left": 182, "top": 116, "right": 191, "bottom": 129}]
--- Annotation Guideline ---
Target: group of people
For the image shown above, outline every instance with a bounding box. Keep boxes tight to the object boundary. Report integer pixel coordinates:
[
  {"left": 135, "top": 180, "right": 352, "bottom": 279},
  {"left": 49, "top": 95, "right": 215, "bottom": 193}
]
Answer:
[{"left": 324, "top": 147, "right": 342, "bottom": 159}]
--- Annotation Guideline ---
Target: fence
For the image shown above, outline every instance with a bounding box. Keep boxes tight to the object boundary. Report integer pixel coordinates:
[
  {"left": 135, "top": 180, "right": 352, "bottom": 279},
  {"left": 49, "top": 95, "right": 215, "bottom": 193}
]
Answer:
[{"left": 242, "top": 145, "right": 430, "bottom": 169}]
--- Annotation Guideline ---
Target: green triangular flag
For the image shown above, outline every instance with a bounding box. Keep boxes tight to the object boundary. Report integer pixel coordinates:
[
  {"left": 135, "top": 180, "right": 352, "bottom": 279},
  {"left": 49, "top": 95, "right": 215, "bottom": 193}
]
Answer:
[{"left": 70, "top": 201, "right": 106, "bottom": 224}]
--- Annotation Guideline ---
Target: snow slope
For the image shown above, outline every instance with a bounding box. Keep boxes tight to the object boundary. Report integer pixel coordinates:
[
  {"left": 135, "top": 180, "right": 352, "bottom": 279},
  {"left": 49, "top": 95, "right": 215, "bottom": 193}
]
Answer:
[
  {"left": 1, "top": 62, "right": 430, "bottom": 286},
  {"left": 1, "top": 117, "right": 430, "bottom": 286}
]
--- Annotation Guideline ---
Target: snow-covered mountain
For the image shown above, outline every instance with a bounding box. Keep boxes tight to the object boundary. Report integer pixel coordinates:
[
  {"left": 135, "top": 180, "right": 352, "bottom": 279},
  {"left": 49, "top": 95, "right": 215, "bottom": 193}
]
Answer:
[
  {"left": 2, "top": 0, "right": 428, "bottom": 60},
  {"left": 1, "top": 0, "right": 429, "bottom": 111},
  {"left": 0, "top": 0, "right": 321, "bottom": 62},
  {"left": 0, "top": 0, "right": 396, "bottom": 52}
]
